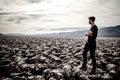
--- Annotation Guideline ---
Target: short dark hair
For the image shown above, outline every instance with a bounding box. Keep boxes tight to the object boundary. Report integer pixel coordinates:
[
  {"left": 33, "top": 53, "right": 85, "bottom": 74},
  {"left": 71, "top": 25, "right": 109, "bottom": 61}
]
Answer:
[{"left": 88, "top": 16, "right": 95, "bottom": 22}]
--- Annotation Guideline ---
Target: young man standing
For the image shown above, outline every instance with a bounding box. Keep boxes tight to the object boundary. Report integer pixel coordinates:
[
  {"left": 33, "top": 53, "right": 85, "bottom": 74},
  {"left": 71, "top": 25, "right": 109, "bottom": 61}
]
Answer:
[{"left": 80, "top": 16, "right": 98, "bottom": 74}]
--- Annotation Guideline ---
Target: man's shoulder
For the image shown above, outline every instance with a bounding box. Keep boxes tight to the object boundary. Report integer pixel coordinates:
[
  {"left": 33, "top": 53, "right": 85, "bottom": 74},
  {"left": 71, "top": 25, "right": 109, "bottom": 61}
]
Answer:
[
  {"left": 93, "top": 25, "right": 98, "bottom": 30},
  {"left": 94, "top": 25, "right": 97, "bottom": 27},
  {"left": 90, "top": 25, "right": 98, "bottom": 32}
]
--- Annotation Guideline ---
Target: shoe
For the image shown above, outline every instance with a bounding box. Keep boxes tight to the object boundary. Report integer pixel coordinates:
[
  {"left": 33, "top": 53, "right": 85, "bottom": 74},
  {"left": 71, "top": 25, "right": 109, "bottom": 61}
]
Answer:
[
  {"left": 80, "top": 64, "right": 87, "bottom": 70},
  {"left": 89, "top": 69, "right": 96, "bottom": 74}
]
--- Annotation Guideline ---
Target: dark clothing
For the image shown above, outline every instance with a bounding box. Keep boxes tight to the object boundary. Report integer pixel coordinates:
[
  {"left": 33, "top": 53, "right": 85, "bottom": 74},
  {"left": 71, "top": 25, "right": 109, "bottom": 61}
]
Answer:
[
  {"left": 82, "top": 25, "right": 98, "bottom": 70},
  {"left": 88, "top": 25, "right": 98, "bottom": 44},
  {"left": 83, "top": 42, "right": 96, "bottom": 70}
]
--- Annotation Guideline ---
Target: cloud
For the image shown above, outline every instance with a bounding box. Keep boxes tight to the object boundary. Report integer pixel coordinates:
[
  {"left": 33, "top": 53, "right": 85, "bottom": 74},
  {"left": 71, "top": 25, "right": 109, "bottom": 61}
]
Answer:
[
  {"left": 50, "top": 27, "right": 81, "bottom": 31},
  {"left": 0, "top": 0, "right": 120, "bottom": 34},
  {"left": 37, "top": 27, "right": 83, "bottom": 32}
]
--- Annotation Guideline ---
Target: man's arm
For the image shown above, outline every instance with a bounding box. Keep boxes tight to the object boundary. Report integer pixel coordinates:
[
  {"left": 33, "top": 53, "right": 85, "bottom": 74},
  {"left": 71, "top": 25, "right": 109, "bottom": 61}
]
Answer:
[{"left": 85, "top": 30, "right": 93, "bottom": 36}]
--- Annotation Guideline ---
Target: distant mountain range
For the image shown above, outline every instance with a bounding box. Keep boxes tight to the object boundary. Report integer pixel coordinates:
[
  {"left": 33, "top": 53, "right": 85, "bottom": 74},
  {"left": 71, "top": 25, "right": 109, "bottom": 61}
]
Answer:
[
  {"left": 0, "top": 25, "right": 120, "bottom": 37},
  {"left": 0, "top": 33, "right": 3, "bottom": 36},
  {"left": 34, "top": 25, "right": 120, "bottom": 37},
  {"left": 98, "top": 25, "right": 120, "bottom": 37},
  {"left": 0, "top": 33, "right": 25, "bottom": 36}
]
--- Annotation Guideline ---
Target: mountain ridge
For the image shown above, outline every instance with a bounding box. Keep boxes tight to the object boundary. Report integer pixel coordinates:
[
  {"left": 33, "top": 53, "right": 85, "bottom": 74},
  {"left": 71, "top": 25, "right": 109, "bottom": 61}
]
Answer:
[{"left": 1, "top": 25, "right": 120, "bottom": 37}]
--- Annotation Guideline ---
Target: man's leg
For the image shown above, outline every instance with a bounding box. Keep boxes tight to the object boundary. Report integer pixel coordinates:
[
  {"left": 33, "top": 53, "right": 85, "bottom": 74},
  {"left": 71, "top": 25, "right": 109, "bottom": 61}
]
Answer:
[
  {"left": 81, "top": 43, "right": 89, "bottom": 69},
  {"left": 90, "top": 44, "right": 96, "bottom": 74}
]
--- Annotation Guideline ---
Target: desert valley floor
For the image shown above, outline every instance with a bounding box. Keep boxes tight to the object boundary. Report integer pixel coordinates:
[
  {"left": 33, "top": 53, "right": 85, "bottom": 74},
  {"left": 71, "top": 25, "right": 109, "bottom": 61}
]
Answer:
[{"left": 0, "top": 36, "right": 120, "bottom": 80}]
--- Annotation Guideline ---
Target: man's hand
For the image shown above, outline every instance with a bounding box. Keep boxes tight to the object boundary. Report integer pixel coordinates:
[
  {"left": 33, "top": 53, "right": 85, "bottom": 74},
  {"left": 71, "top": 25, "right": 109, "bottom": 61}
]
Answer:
[
  {"left": 85, "top": 31, "right": 93, "bottom": 36},
  {"left": 85, "top": 32, "right": 88, "bottom": 36}
]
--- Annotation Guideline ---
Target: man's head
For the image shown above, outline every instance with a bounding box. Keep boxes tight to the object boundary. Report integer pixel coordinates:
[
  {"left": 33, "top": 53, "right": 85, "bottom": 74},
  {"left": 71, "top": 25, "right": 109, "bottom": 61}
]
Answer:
[{"left": 88, "top": 16, "right": 95, "bottom": 25}]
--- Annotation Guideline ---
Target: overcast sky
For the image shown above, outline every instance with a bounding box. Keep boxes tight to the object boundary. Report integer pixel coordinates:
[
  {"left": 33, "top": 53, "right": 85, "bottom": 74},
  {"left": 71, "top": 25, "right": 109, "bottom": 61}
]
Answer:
[{"left": 0, "top": 0, "right": 120, "bottom": 34}]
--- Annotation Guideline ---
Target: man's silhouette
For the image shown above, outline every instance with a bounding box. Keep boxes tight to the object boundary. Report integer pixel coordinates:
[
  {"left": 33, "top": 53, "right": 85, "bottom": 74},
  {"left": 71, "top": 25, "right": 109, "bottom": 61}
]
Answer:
[{"left": 80, "top": 16, "right": 98, "bottom": 74}]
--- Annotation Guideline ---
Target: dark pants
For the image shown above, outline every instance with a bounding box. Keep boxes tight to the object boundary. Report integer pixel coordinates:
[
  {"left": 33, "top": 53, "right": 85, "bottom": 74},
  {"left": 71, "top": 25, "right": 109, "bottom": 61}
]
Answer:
[{"left": 82, "top": 42, "right": 96, "bottom": 70}]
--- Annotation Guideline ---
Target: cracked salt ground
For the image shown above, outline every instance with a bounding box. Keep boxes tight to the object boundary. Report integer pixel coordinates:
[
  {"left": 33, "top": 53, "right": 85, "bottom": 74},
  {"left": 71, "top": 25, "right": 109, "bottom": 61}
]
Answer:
[{"left": 0, "top": 36, "right": 120, "bottom": 80}]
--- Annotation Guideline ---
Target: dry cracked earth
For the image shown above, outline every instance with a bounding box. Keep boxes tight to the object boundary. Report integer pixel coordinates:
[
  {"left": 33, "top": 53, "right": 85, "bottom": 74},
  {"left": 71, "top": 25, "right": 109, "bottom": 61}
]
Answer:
[{"left": 0, "top": 36, "right": 120, "bottom": 80}]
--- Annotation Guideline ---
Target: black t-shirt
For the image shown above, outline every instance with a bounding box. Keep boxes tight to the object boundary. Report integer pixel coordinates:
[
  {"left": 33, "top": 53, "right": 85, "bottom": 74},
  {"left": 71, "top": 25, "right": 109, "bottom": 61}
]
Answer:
[{"left": 87, "top": 25, "right": 98, "bottom": 44}]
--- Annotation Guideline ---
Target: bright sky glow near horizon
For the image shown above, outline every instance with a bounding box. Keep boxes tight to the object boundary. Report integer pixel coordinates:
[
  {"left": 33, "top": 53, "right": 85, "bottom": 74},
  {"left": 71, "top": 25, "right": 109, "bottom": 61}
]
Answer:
[{"left": 0, "top": 0, "right": 120, "bottom": 34}]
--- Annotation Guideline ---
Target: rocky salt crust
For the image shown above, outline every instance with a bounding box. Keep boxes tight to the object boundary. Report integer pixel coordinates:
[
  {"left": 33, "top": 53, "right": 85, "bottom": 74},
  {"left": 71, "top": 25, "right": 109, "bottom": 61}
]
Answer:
[{"left": 0, "top": 36, "right": 120, "bottom": 80}]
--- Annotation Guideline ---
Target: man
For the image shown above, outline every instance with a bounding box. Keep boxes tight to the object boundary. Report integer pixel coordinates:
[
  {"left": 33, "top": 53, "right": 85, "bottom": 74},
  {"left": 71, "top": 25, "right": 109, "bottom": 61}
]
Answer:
[{"left": 80, "top": 16, "right": 98, "bottom": 74}]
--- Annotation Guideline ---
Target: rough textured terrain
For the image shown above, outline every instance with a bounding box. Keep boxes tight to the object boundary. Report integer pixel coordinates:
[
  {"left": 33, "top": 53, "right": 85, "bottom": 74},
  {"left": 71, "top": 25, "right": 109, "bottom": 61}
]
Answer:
[{"left": 0, "top": 36, "right": 120, "bottom": 80}]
